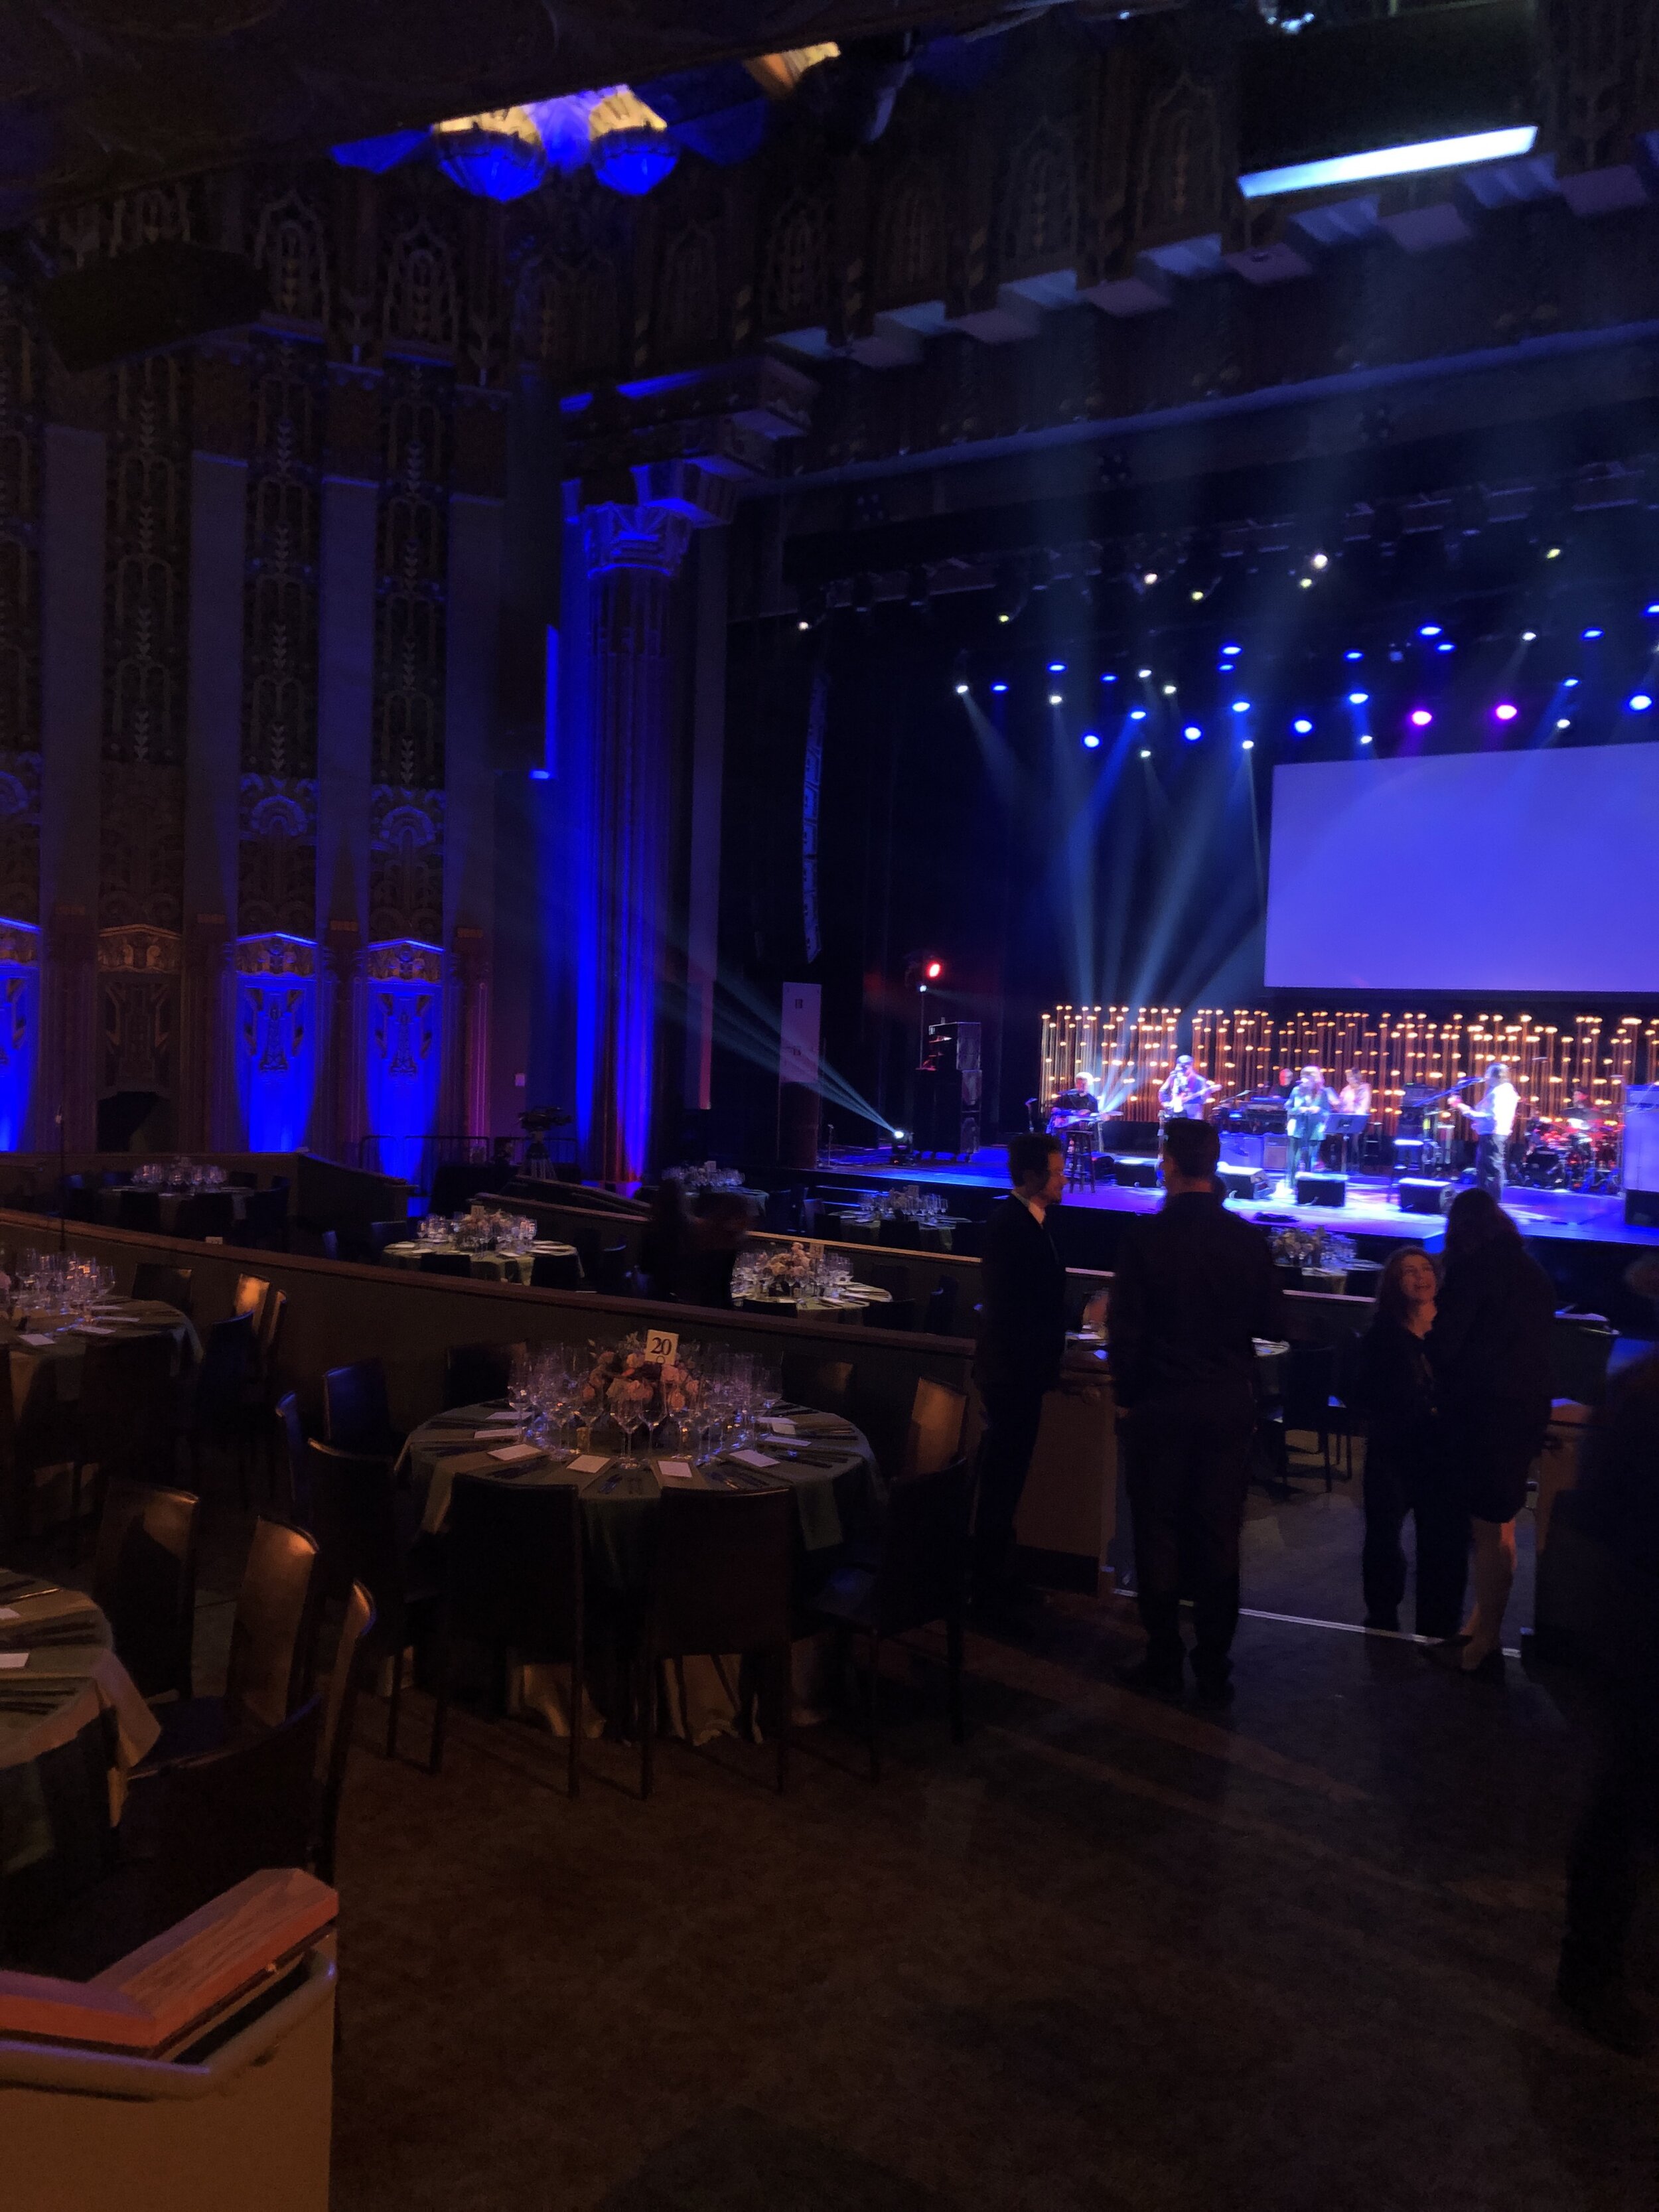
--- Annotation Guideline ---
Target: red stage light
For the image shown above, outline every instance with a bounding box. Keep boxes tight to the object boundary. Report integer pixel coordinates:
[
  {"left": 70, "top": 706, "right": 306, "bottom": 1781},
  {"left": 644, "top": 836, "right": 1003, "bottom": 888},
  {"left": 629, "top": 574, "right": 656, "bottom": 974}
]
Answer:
[{"left": 925, "top": 960, "right": 943, "bottom": 980}]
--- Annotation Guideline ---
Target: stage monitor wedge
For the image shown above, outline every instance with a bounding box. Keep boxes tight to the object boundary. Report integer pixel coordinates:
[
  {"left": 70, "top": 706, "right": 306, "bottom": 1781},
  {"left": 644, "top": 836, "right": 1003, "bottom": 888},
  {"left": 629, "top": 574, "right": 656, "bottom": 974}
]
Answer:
[{"left": 1265, "top": 745, "right": 1659, "bottom": 995}]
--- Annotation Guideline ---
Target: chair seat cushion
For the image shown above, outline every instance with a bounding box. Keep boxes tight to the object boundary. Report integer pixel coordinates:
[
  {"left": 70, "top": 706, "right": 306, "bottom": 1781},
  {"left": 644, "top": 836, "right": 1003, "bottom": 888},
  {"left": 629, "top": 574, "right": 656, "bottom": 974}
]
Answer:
[{"left": 808, "top": 1566, "right": 878, "bottom": 1632}]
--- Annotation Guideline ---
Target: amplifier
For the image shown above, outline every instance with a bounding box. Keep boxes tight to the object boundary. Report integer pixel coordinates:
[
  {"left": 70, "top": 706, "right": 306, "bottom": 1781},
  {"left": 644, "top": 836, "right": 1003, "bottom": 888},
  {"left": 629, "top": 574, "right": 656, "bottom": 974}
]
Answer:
[
  {"left": 1220, "top": 1132, "right": 1263, "bottom": 1169},
  {"left": 1113, "top": 1157, "right": 1161, "bottom": 1189},
  {"left": 1399, "top": 1177, "right": 1454, "bottom": 1216},
  {"left": 1262, "top": 1134, "right": 1290, "bottom": 1177},
  {"left": 1624, "top": 1086, "right": 1659, "bottom": 1227},
  {"left": 1295, "top": 1173, "right": 1347, "bottom": 1208}
]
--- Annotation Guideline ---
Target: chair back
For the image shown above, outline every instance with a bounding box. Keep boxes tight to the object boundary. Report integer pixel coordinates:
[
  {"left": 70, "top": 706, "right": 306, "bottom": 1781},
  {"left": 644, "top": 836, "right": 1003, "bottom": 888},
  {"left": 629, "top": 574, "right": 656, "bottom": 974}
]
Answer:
[
  {"left": 1550, "top": 1315, "right": 1618, "bottom": 1406},
  {"left": 117, "top": 1190, "right": 163, "bottom": 1235},
  {"left": 869, "top": 1297, "right": 918, "bottom": 1332},
  {"left": 151, "top": 1697, "right": 323, "bottom": 1931},
  {"left": 925, "top": 1279, "right": 960, "bottom": 1336},
  {"left": 273, "top": 1392, "right": 311, "bottom": 1525},
  {"left": 129, "top": 1262, "right": 192, "bottom": 1313},
  {"left": 443, "top": 1341, "right": 525, "bottom": 1410},
  {"left": 193, "top": 1311, "right": 255, "bottom": 1425},
  {"left": 531, "top": 1250, "right": 583, "bottom": 1291},
  {"left": 1281, "top": 1341, "right": 1336, "bottom": 1427},
  {"left": 260, "top": 1286, "right": 289, "bottom": 1376},
  {"left": 445, "top": 1477, "right": 583, "bottom": 1660},
  {"left": 902, "top": 1378, "right": 968, "bottom": 1477},
  {"left": 92, "top": 1477, "right": 200, "bottom": 1700},
  {"left": 78, "top": 1331, "right": 177, "bottom": 1485},
  {"left": 323, "top": 1359, "right": 392, "bottom": 1453},
  {"left": 305, "top": 1440, "right": 411, "bottom": 1639},
  {"left": 316, "top": 1583, "right": 376, "bottom": 1887},
  {"left": 649, "top": 1486, "right": 793, "bottom": 1659},
  {"left": 175, "top": 1191, "right": 238, "bottom": 1241},
  {"left": 779, "top": 1355, "right": 855, "bottom": 1421},
  {"left": 873, "top": 1457, "right": 972, "bottom": 1637},
  {"left": 595, "top": 1243, "right": 630, "bottom": 1297},
  {"left": 242, "top": 1188, "right": 289, "bottom": 1246},
  {"left": 365, "top": 1220, "right": 408, "bottom": 1259},
  {"left": 228, "top": 1515, "right": 322, "bottom": 1732},
  {"left": 232, "top": 1272, "right": 271, "bottom": 1328}
]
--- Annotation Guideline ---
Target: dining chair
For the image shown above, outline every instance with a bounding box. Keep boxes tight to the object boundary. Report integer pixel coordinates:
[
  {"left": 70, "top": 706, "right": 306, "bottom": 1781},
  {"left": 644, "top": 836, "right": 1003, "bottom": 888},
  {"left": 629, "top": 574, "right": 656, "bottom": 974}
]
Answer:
[
  {"left": 232, "top": 1270, "right": 271, "bottom": 1332},
  {"left": 143, "top": 1514, "right": 323, "bottom": 1767},
  {"left": 174, "top": 1191, "right": 239, "bottom": 1241},
  {"left": 273, "top": 1392, "right": 313, "bottom": 1525},
  {"left": 129, "top": 1262, "right": 193, "bottom": 1314},
  {"left": 901, "top": 1378, "right": 968, "bottom": 1478},
  {"left": 641, "top": 1485, "right": 794, "bottom": 1800},
  {"left": 779, "top": 1355, "right": 855, "bottom": 1421},
  {"left": 323, "top": 1359, "right": 401, "bottom": 1458},
  {"left": 305, "top": 1439, "right": 441, "bottom": 1762},
  {"left": 315, "top": 1582, "right": 377, "bottom": 1887},
  {"left": 178, "top": 1311, "right": 256, "bottom": 1497},
  {"left": 92, "top": 1477, "right": 200, "bottom": 1702},
  {"left": 531, "top": 1250, "right": 584, "bottom": 1291},
  {"left": 924, "top": 1278, "right": 960, "bottom": 1336},
  {"left": 117, "top": 1190, "right": 164, "bottom": 1235},
  {"left": 443, "top": 1340, "right": 525, "bottom": 1410},
  {"left": 863, "top": 1295, "right": 918, "bottom": 1331},
  {"left": 431, "top": 1477, "right": 584, "bottom": 1798},
  {"left": 362, "top": 1218, "right": 411, "bottom": 1262},
  {"left": 75, "top": 1332, "right": 178, "bottom": 1546},
  {"left": 23, "top": 1698, "right": 325, "bottom": 1982},
  {"left": 806, "top": 1455, "right": 972, "bottom": 1781},
  {"left": 1268, "top": 1341, "right": 1342, "bottom": 1491}
]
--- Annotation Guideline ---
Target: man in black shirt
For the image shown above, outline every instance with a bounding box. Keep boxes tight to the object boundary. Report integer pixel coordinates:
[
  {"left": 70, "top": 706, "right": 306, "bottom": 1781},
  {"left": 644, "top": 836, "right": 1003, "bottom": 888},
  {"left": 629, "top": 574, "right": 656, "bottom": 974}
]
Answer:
[
  {"left": 1110, "top": 1115, "right": 1285, "bottom": 1701},
  {"left": 972, "top": 1132, "right": 1068, "bottom": 1624}
]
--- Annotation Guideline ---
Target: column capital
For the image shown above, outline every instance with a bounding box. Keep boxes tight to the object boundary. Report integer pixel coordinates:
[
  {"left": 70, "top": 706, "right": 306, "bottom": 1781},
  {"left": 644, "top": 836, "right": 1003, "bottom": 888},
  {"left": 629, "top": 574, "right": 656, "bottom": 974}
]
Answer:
[
  {"left": 563, "top": 354, "right": 817, "bottom": 520},
  {"left": 579, "top": 502, "right": 692, "bottom": 581}
]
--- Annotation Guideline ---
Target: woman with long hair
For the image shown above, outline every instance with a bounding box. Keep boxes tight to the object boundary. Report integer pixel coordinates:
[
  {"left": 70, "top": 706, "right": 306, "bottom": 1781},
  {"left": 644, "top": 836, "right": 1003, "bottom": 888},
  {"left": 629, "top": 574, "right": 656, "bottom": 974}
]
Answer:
[
  {"left": 1350, "top": 1246, "right": 1467, "bottom": 1637},
  {"left": 1429, "top": 1187, "right": 1555, "bottom": 1677}
]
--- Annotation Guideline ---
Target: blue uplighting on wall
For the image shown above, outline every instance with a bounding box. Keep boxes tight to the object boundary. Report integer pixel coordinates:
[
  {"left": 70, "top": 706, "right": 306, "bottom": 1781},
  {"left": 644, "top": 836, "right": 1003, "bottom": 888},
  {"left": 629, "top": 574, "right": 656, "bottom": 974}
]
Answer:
[
  {"left": 0, "top": 919, "right": 39, "bottom": 1151},
  {"left": 364, "top": 943, "right": 444, "bottom": 1190},
  {"left": 235, "top": 936, "right": 317, "bottom": 1154},
  {"left": 330, "top": 131, "right": 428, "bottom": 174}
]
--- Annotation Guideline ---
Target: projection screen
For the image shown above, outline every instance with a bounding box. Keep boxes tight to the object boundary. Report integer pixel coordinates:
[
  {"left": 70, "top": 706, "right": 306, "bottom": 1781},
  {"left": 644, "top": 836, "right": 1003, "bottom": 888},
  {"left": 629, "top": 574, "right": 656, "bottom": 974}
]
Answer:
[{"left": 1263, "top": 744, "right": 1659, "bottom": 994}]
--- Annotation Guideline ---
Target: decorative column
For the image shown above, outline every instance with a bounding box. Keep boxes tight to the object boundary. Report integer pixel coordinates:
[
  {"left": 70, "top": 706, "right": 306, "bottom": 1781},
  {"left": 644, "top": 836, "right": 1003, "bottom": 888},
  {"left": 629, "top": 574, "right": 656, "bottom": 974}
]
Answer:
[
  {"left": 180, "top": 351, "right": 248, "bottom": 1149},
  {"left": 37, "top": 411, "right": 106, "bottom": 1153},
  {"left": 574, "top": 501, "right": 690, "bottom": 1184},
  {"left": 440, "top": 456, "right": 505, "bottom": 1147},
  {"left": 313, "top": 372, "right": 380, "bottom": 1162},
  {"left": 682, "top": 528, "right": 729, "bottom": 1122}
]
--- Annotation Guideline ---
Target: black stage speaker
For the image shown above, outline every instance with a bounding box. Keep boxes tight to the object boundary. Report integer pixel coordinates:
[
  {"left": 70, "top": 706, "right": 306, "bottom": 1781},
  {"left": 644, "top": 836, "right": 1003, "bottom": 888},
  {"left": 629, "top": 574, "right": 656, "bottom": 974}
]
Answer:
[
  {"left": 1399, "top": 1177, "right": 1455, "bottom": 1215},
  {"left": 1626, "top": 1188, "right": 1659, "bottom": 1228},
  {"left": 777, "top": 1082, "right": 820, "bottom": 1173},
  {"left": 1220, "top": 1165, "right": 1273, "bottom": 1201},
  {"left": 40, "top": 242, "right": 267, "bottom": 372},
  {"left": 1295, "top": 1173, "right": 1347, "bottom": 1208},
  {"left": 1114, "top": 1157, "right": 1161, "bottom": 1189}
]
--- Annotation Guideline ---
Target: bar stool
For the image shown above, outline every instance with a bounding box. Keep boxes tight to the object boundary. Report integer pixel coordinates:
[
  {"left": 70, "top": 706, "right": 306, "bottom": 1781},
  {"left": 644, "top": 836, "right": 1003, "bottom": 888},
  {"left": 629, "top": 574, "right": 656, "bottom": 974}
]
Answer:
[{"left": 1062, "top": 1124, "right": 1098, "bottom": 1191}]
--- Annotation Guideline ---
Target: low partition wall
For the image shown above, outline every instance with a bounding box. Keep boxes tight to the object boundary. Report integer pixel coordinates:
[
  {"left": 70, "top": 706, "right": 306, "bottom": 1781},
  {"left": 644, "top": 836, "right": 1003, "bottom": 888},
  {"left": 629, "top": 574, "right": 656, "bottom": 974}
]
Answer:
[
  {"left": 0, "top": 1213, "right": 975, "bottom": 1486},
  {"left": 0, "top": 1153, "right": 411, "bottom": 1236}
]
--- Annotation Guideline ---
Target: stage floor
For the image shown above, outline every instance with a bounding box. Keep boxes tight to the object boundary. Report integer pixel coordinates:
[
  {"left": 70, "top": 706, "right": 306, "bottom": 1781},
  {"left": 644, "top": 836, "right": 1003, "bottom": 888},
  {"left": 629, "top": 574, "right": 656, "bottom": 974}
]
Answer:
[{"left": 816, "top": 1148, "right": 1659, "bottom": 1252}]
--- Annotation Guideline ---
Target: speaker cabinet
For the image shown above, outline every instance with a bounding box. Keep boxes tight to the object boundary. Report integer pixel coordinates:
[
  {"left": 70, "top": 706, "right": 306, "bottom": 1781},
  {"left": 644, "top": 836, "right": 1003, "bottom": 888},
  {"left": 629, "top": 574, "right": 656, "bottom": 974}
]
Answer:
[
  {"left": 1113, "top": 1157, "right": 1161, "bottom": 1189},
  {"left": 1399, "top": 1177, "right": 1454, "bottom": 1216},
  {"left": 1295, "top": 1173, "right": 1347, "bottom": 1208}
]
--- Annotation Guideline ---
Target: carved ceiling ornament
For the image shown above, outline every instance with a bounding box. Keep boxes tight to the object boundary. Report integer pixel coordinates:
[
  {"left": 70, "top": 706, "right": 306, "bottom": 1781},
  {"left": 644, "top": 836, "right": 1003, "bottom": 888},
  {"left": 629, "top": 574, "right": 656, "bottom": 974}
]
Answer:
[
  {"left": 369, "top": 784, "right": 444, "bottom": 947},
  {"left": 999, "top": 115, "right": 1078, "bottom": 274},
  {"left": 874, "top": 160, "right": 946, "bottom": 307},
  {"left": 762, "top": 188, "right": 831, "bottom": 331},
  {"left": 253, "top": 184, "right": 330, "bottom": 327},
  {"left": 581, "top": 500, "right": 691, "bottom": 580},
  {"left": 100, "top": 759, "right": 184, "bottom": 932}
]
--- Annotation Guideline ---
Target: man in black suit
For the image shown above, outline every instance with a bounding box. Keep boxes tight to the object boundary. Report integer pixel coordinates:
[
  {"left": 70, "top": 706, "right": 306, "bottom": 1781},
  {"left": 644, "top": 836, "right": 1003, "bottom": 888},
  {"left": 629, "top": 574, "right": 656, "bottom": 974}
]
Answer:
[
  {"left": 1110, "top": 1115, "right": 1285, "bottom": 1702},
  {"left": 972, "top": 1132, "right": 1069, "bottom": 1624}
]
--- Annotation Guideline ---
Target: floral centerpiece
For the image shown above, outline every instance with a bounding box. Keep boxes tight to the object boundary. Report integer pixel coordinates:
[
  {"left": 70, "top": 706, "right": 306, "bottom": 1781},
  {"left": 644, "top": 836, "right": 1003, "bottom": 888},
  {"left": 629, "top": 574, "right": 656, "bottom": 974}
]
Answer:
[
  {"left": 735, "top": 1241, "right": 819, "bottom": 1301},
  {"left": 1269, "top": 1225, "right": 1357, "bottom": 1275},
  {"left": 576, "top": 1335, "right": 701, "bottom": 1426},
  {"left": 459, "top": 1207, "right": 536, "bottom": 1253}
]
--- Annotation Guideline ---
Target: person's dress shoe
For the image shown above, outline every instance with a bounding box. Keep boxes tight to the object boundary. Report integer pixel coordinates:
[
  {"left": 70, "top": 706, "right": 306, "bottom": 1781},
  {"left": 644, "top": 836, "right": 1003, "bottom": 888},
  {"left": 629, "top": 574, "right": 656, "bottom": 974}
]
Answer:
[
  {"left": 1116, "top": 1655, "right": 1184, "bottom": 1696},
  {"left": 1557, "top": 1970, "right": 1653, "bottom": 2057}
]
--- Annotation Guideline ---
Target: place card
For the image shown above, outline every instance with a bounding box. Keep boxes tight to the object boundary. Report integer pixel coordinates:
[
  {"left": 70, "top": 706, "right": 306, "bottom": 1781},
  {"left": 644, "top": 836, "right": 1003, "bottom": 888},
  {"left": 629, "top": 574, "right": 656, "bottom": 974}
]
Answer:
[
  {"left": 0, "top": 1653, "right": 29, "bottom": 1670},
  {"left": 569, "top": 1453, "right": 611, "bottom": 1475},
  {"left": 74, "top": 1324, "right": 115, "bottom": 1336},
  {"left": 488, "top": 1443, "right": 540, "bottom": 1465},
  {"left": 0, "top": 1607, "right": 18, "bottom": 1621},
  {"left": 656, "top": 1459, "right": 694, "bottom": 1483},
  {"left": 20, "top": 1333, "right": 54, "bottom": 1347},
  {"left": 762, "top": 1417, "right": 798, "bottom": 1437},
  {"left": 729, "top": 1449, "right": 780, "bottom": 1470}
]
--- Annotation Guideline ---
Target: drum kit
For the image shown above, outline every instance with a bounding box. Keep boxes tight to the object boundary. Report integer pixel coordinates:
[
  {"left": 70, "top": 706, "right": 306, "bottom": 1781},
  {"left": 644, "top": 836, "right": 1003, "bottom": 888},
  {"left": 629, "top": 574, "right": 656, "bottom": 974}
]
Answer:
[{"left": 1514, "top": 1109, "right": 1623, "bottom": 1193}]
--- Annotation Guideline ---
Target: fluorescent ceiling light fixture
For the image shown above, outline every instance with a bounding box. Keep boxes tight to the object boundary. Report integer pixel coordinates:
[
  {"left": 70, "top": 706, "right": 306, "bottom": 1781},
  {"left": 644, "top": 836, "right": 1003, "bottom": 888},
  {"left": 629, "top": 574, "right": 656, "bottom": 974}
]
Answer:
[{"left": 1238, "top": 123, "right": 1536, "bottom": 200}]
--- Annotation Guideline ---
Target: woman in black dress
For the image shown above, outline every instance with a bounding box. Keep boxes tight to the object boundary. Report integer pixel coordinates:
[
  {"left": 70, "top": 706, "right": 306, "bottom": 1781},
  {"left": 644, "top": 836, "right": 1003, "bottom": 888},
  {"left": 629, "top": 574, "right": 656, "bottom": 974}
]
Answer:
[
  {"left": 1350, "top": 1246, "right": 1467, "bottom": 1637},
  {"left": 1430, "top": 1187, "right": 1556, "bottom": 1677}
]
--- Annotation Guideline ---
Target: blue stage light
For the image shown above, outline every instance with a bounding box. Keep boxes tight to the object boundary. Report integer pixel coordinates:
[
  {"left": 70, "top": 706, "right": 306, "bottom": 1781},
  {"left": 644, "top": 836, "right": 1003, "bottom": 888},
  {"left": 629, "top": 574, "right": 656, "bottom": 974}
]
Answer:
[
  {"left": 1241, "top": 739, "right": 1255, "bottom": 751},
  {"left": 1647, "top": 603, "right": 1659, "bottom": 617},
  {"left": 1048, "top": 692, "right": 1063, "bottom": 705},
  {"left": 1048, "top": 661, "right": 1066, "bottom": 673},
  {"left": 1222, "top": 644, "right": 1242, "bottom": 656},
  {"left": 1292, "top": 718, "right": 1313, "bottom": 735},
  {"left": 528, "top": 767, "right": 551, "bottom": 781},
  {"left": 1347, "top": 691, "right": 1368, "bottom": 705},
  {"left": 1139, "top": 748, "right": 1152, "bottom": 759},
  {"left": 1231, "top": 699, "right": 1251, "bottom": 714},
  {"left": 1344, "top": 650, "right": 1364, "bottom": 662},
  {"left": 1630, "top": 694, "right": 1654, "bottom": 713},
  {"left": 1082, "top": 732, "right": 1101, "bottom": 749},
  {"left": 1101, "top": 672, "right": 1118, "bottom": 683},
  {"left": 991, "top": 682, "right": 1008, "bottom": 694},
  {"left": 1419, "top": 624, "right": 1442, "bottom": 638},
  {"left": 1493, "top": 702, "right": 1518, "bottom": 723},
  {"left": 1437, "top": 641, "right": 1455, "bottom": 653},
  {"left": 1360, "top": 734, "right": 1373, "bottom": 746},
  {"left": 1565, "top": 676, "right": 1580, "bottom": 688},
  {"left": 1183, "top": 725, "right": 1202, "bottom": 741},
  {"left": 1129, "top": 708, "right": 1147, "bottom": 721},
  {"left": 1583, "top": 627, "right": 1603, "bottom": 640}
]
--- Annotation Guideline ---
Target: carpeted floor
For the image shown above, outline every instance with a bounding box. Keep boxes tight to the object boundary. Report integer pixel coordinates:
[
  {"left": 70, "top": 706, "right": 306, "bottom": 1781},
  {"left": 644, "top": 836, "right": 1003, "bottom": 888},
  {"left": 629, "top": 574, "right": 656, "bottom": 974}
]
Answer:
[{"left": 323, "top": 1473, "right": 1651, "bottom": 2212}]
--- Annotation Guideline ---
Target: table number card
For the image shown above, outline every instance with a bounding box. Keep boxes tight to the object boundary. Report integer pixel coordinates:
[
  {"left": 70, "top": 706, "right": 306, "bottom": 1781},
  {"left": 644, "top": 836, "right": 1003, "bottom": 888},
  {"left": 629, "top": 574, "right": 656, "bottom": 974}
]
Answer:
[{"left": 644, "top": 1328, "right": 680, "bottom": 1364}]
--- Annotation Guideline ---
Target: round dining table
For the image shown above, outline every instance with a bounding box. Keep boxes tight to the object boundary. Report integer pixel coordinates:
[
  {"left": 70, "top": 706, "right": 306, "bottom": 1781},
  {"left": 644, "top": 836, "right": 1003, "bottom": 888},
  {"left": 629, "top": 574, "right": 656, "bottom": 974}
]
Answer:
[
  {"left": 398, "top": 1400, "right": 880, "bottom": 1742},
  {"left": 824, "top": 1212, "right": 967, "bottom": 1252},
  {"left": 0, "top": 1576, "right": 158, "bottom": 1959},
  {"left": 381, "top": 1240, "right": 579, "bottom": 1284},
  {"left": 735, "top": 1281, "right": 893, "bottom": 1323}
]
